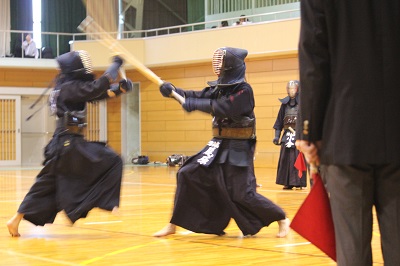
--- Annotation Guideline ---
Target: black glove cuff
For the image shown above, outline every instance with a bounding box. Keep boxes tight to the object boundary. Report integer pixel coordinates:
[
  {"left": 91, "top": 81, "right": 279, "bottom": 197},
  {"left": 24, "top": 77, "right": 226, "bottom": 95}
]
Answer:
[
  {"left": 274, "top": 129, "right": 281, "bottom": 139},
  {"left": 119, "top": 79, "right": 133, "bottom": 92},
  {"left": 112, "top": 55, "right": 124, "bottom": 66},
  {"left": 104, "top": 62, "right": 120, "bottom": 82},
  {"left": 196, "top": 99, "right": 212, "bottom": 113}
]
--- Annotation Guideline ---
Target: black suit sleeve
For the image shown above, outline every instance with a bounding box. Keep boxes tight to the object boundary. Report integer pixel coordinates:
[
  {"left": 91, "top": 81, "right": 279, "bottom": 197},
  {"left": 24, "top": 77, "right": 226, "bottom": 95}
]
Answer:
[{"left": 297, "top": 0, "right": 331, "bottom": 142}]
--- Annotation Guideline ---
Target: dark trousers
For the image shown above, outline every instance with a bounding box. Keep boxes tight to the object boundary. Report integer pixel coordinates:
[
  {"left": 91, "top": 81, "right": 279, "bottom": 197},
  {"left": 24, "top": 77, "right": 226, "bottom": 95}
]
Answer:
[
  {"left": 171, "top": 159, "right": 286, "bottom": 236},
  {"left": 321, "top": 164, "right": 400, "bottom": 266}
]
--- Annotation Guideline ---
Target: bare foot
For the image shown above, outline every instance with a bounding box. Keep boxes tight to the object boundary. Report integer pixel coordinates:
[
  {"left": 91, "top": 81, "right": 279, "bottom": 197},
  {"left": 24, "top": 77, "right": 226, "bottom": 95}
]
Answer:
[
  {"left": 112, "top": 206, "right": 120, "bottom": 216},
  {"left": 277, "top": 218, "right": 290, "bottom": 238},
  {"left": 153, "top": 223, "right": 176, "bottom": 237},
  {"left": 7, "top": 213, "right": 24, "bottom": 237}
]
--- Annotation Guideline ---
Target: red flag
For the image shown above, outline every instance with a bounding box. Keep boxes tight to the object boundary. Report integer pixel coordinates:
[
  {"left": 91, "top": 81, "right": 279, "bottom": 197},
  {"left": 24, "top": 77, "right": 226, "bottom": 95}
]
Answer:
[
  {"left": 294, "top": 152, "right": 307, "bottom": 178},
  {"left": 290, "top": 170, "right": 336, "bottom": 261}
]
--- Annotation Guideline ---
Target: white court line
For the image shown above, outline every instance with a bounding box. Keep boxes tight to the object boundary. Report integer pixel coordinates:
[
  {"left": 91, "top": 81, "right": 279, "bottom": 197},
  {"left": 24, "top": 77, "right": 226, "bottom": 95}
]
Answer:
[
  {"left": 275, "top": 242, "right": 311, "bottom": 248},
  {"left": 180, "top": 230, "right": 194, "bottom": 235}
]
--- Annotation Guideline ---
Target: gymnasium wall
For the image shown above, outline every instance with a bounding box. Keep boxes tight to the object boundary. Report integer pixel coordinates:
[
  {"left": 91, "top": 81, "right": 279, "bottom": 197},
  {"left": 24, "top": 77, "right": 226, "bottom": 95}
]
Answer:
[
  {"left": 127, "top": 53, "right": 298, "bottom": 168},
  {"left": 1, "top": 18, "right": 300, "bottom": 167}
]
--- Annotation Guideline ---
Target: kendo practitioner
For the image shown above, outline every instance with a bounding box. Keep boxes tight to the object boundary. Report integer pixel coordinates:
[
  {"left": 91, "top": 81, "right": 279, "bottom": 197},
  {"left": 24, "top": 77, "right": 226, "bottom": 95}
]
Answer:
[
  {"left": 153, "top": 47, "right": 290, "bottom": 238},
  {"left": 273, "top": 80, "right": 307, "bottom": 189},
  {"left": 7, "top": 50, "right": 132, "bottom": 237}
]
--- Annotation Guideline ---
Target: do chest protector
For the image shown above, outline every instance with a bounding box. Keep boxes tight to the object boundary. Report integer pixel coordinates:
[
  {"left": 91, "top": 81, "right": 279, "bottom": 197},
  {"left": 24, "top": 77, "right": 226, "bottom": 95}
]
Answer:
[{"left": 58, "top": 109, "right": 87, "bottom": 135}]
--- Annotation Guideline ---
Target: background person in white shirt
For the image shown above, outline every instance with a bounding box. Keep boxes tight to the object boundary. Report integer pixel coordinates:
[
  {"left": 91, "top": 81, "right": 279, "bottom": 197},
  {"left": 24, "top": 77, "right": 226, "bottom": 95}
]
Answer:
[
  {"left": 232, "top": 15, "right": 251, "bottom": 26},
  {"left": 22, "top": 34, "right": 38, "bottom": 58}
]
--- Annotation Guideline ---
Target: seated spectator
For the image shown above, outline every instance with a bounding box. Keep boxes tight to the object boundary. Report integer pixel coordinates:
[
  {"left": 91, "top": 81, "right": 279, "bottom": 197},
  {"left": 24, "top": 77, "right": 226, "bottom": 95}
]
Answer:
[
  {"left": 232, "top": 15, "right": 251, "bottom": 26},
  {"left": 41, "top": 47, "right": 54, "bottom": 59},
  {"left": 22, "top": 34, "right": 38, "bottom": 58},
  {"left": 220, "top": 21, "right": 229, "bottom": 27}
]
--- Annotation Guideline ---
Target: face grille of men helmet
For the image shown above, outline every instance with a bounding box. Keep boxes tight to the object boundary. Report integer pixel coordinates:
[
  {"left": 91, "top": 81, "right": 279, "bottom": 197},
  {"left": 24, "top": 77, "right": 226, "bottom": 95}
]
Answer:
[
  {"left": 77, "top": 50, "right": 93, "bottom": 74},
  {"left": 212, "top": 48, "right": 225, "bottom": 76},
  {"left": 287, "top": 80, "right": 300, "bottom": 98},
  {"left": 210, "top": 47, "right": 248, "bottom": 86},
  {"left": 57, "top": 50, "right": 93, "bottom": 75},
  {"left": 56, "top": 50, "right": 94, "bottom": 81}
]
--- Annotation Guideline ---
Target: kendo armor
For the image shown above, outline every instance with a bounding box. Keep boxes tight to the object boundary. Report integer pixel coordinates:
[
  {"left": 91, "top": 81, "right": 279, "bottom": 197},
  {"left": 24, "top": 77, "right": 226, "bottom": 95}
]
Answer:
[
  {"left": 283, "top": 104, "right": 298, "bottom": 130},
  {"left": 286, "top": 80, "right": 299, "bottom": 99},
  {"left": 56, "top": 50, "right": 93, "bottom": 81},
  {"left": 210, "top": 47, "right": 248, "bottom": 86},
  {"left": 50, "top": 50, "right": 93, "bottom": 134},
  {"left": 212, "top": 116, "right": 255, "bottom": 139},
  {"left": 281, "top": 80, "right": 300, "bottom": 130},
  {"left": 210, "top": 47, "right": 255, "bottom": 139},
  {"left": 279, "top": 80, "right": 300, "bottom": 104}
]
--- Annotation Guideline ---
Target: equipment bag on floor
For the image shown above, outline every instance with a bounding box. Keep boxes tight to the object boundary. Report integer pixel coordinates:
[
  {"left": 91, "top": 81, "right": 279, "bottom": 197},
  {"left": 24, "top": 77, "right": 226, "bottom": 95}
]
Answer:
[
  {"left": 166, "top": 154, "right": 189, "bottom": 166},
  {"left": 132, "top": 155, "right": 149, "bottom": 165}
]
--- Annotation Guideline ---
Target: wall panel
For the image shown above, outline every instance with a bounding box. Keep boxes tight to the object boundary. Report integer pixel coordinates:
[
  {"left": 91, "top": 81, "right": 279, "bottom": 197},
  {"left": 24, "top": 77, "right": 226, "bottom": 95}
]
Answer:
[
  {"left": 137, "top": 54, "right": 298, "bottom": 167},
  {"left": 2, "top": 18, "right": 300, "bottom": 168}
]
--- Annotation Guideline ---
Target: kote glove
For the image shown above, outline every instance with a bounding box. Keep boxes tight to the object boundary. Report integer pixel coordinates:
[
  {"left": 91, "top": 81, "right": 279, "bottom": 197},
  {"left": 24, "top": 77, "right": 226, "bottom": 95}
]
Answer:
[
  {"left": 182, "top": 98, "right": 212, "bottom": 113},
  {"left": 110, "top": 79, "right": 132, "bottom": 97},
  {"left": 273, "top": 129, "right": 281, "bottom": 145},
  {"left": 104, "top": 55, "right": 124, "bottom": 82},
  {"left": 159, "top": 82, "right": 176, "bottom": 98},
  {"left": 119, "top": 79, "right": 133, "bottom": 93}
]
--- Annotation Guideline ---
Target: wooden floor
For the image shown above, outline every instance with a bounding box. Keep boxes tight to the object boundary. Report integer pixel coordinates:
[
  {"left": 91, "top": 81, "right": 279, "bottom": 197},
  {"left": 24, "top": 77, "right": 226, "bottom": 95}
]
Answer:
[{"left": 0, "top": 165, "right": 384, "bottom": 265}]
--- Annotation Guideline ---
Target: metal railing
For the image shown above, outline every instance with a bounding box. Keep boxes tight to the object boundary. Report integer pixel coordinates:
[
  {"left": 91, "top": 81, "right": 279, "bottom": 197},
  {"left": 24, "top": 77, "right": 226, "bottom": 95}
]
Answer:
[
  {"left": 72, "top": 9, "right": 300, "bottom": 39},
  {"left": 1, "top": 30, "right": 75, "bottom": 59},
  {"left": 207, "top": 0, "right": 299, "bottom": 15},
  {"left": 1, "top": 9, "right": 300, "bottom": 59}
]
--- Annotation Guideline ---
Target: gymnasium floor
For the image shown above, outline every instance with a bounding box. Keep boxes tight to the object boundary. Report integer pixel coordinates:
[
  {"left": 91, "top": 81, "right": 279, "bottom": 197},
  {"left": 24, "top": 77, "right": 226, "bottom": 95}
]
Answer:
[{"left": 0, "top": 165, "right": 383, "bottom": 265}]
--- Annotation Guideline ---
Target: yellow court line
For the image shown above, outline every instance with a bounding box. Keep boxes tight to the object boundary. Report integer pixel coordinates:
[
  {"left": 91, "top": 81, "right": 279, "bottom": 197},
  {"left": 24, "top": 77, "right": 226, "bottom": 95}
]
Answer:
[
  {"left": 80, "top": 238, "right": 176, "bottom": 265},
  {"left": 123, "top": 170, "right": 135, "bottom": 176},
  {"left": 1, "top": 249, "right": 79, "bottom": 266}
]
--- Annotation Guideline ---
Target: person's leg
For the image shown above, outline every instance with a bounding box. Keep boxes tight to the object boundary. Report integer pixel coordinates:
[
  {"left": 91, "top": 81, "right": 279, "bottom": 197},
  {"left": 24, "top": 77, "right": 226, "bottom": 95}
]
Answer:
[
  {"left": 375, "top": 163, "right": 400, "bottom": 266},
  {"left": 7, "top": 163, "right": 57, "bottom": 237},
  {"left": 153, "top": 223, "right": 177, "bottom": 237},
  {"left": 323, "top": 165, "right": 374, "bottom": 266},
  {"left": 277, "top": 217, "right": 291, "bottom": 238},
  {"left": 223, "top": 164, "right": 287, "bottom": 236},
  {"left": 154, "top": 160, "right": 230, "bottom": 237},
  {"left": 6, "top": 213, "right": 24, "bottom": 237},
  {"left": 276, "top": 145, "right": 291, "bottom": 188},
  {"left": 57, "top": 141, "right": 123, "bottom": 223}
]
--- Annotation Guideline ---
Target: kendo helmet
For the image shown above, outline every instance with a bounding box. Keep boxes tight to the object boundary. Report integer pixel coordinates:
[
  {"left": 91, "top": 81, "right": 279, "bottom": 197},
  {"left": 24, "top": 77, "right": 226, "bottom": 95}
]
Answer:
[
  {"left": 211, "top": 47, "right": 248, "bottom": 86},
  {"left": 56, "top": 50, "right": 94, "bottom": 81},
  {"left": 287, "top": 80, "right": 300, "bottom": 98}
]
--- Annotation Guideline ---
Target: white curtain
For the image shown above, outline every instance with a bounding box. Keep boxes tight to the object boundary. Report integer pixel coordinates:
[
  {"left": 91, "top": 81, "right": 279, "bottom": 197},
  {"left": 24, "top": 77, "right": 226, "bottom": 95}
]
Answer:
[{"left": 0, "top": 0, "right": 11, "bottom": 57}]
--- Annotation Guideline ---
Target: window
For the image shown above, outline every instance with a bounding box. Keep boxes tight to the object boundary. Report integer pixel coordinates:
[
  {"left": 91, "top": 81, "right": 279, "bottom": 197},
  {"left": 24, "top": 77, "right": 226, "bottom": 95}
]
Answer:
[{"left": 32, "top": 0, "right": 41, "bottom": 48}]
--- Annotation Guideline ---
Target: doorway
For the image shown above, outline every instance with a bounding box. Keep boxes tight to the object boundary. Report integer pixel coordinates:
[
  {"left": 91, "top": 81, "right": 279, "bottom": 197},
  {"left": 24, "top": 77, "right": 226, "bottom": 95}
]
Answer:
[
  {"left": 0, "top": 95, "right": 21, "bottom": 166},
  {"left": 121, "top": 82, "right": 140, "bottom": 164}
]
